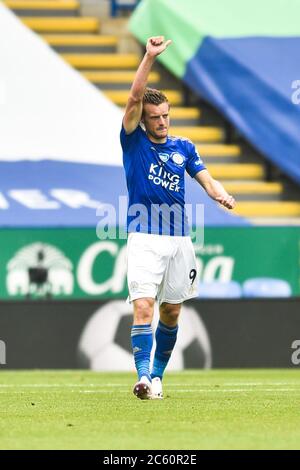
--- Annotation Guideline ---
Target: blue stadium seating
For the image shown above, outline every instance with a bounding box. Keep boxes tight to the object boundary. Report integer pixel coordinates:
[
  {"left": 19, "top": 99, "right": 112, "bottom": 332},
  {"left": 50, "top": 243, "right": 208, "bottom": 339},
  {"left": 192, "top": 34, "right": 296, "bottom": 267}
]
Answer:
[
  {"left": 242, "top": 278, "right": 292, "bottom": 298},
  {"left": 198, "top": 281, "right": 242, "bottom": 298}
]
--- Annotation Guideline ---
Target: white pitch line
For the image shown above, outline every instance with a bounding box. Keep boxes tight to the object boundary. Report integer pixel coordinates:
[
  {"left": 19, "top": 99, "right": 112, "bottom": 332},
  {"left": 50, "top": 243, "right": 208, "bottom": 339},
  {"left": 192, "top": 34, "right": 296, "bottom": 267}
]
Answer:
[
  {"left": 81, "top": 388, "right": 300, "bottom": 393},
  {"left": 174, "top": 388, "right": 300, "bottom": 393},
  {"left": 0, "top": 382, "right": 299, "bottom": 388},
  {"left": 169, "top": 382, "right": 300, "bottom": 386},
  {"left": 0, "top": 383, "right": 127, "bottom": 388},
  {"left": 0, "top": 390, "right": 128, "bottom": 394},
  {"left": 0, "top": 388, "right": 299, "bottom": 394},
  {"left": 223, "top": 382, "right": 300, "bottom": 386}
]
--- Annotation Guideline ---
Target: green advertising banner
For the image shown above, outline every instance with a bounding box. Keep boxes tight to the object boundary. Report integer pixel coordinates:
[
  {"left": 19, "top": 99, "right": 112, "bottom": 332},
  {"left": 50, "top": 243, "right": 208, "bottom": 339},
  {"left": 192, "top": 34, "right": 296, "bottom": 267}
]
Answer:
[{"left": 0, "top": 227, "right": 299, "bottom": 299}]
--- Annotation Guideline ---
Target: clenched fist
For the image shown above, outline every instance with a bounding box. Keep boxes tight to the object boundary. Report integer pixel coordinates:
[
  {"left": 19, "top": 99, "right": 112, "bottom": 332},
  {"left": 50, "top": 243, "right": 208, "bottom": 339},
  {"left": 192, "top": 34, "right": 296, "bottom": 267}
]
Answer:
[{"left": 146, "top": 36, "right": 172, "bottom": 57}]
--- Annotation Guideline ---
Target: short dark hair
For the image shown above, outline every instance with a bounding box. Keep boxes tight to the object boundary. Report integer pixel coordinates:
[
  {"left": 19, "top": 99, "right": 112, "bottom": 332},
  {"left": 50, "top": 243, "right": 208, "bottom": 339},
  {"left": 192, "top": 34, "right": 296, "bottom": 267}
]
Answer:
[{"left": 143, "top": 87, "right": 169, "bottom": 108}]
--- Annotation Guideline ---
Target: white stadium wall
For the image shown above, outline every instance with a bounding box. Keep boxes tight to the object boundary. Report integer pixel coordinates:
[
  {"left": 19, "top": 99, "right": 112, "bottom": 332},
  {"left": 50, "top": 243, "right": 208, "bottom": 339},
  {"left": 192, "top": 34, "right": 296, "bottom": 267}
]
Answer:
[{"left": 0, "top": 3, "right": 123, "bottom": 165}]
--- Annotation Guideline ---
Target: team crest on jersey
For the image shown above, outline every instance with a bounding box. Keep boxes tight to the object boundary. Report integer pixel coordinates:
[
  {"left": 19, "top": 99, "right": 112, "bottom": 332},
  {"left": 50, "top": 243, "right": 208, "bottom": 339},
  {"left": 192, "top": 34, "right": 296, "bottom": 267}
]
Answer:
[{"left": 171, "top": 152, "right": 185, "bottom": 167}]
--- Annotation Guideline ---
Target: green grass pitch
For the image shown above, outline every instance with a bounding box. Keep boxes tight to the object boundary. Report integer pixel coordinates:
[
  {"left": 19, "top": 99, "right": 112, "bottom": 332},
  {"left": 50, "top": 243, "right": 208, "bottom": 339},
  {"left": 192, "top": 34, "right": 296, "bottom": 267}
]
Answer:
[{"left": 0, "top": 369, "right": 300, "bottom": 450}]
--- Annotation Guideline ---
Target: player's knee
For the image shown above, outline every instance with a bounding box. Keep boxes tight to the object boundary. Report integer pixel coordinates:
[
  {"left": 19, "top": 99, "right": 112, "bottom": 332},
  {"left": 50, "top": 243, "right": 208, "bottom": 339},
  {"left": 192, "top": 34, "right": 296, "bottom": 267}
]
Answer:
[
  {"left": 133, "top": 298, "right": 155, "bottom": 324},
  {"left": 160, "top": 303, "right": 181, "bottom": 326}
]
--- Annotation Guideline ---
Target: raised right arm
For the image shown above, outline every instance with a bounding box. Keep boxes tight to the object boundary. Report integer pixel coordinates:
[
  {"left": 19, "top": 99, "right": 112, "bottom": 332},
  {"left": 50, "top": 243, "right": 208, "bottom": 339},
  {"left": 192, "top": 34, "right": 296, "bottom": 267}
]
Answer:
[{"left": 122, "top": 36, "right": 172, "bottom": 135}]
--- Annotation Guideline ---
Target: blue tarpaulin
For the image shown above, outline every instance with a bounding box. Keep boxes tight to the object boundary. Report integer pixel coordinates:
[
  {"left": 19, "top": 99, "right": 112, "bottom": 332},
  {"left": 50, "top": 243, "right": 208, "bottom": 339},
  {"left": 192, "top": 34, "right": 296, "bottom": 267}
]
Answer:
[
  {"left": 0, "top": 161, "right": 249, "bottom": 227},
  {"left": 185, "top": 37, "right": 300, "bottom": 185}
]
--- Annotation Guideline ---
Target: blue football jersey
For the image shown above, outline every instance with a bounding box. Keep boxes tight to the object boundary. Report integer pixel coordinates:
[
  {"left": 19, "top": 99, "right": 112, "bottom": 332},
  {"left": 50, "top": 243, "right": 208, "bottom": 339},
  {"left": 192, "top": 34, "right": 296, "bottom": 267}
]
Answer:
[{"left": 120, "top": 124, "right": 206, "bottom": 236}]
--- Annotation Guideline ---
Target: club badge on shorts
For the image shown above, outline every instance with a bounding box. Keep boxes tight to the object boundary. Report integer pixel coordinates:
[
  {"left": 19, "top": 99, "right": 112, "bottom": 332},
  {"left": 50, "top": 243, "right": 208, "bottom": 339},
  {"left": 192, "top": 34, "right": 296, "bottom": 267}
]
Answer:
[{"left": 130, "top": 281, "right": 139, "bottom": 292}]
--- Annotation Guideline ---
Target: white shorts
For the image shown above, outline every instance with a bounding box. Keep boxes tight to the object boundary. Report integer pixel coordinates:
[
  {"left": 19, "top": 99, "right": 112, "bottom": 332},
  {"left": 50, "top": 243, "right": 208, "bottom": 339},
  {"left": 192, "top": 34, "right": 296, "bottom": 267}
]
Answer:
[{"left": 126, "top": 232, "right": 199, "bottom": 304}]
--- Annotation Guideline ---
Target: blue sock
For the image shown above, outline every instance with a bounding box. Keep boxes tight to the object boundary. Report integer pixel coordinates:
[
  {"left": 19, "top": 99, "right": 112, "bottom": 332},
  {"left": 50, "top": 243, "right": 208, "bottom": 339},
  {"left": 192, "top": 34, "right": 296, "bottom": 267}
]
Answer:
[
  {"left": 131, "top": 324, "right": 153, "bottom": 381},
  {"left": 151, "top": 321, "right": 178, "bottom": 380}
]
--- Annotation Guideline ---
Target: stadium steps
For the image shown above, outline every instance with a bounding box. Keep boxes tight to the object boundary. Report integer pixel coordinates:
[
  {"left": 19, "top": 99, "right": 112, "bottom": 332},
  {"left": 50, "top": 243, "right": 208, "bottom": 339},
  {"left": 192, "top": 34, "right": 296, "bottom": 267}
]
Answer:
[
  {"left": 120, "top": 106, "right": 201, "bottom": 120},
  {"left": 197, "top": 144, "right": 240, "bottom": 157},
  {"left": 4, "top": 0, "right": 80, "bottom": 17},
  {"left": 169, "top": 107, "right": 201, "bottom": 120},
  {"left": 208, "top": 164, "right": 264, "bottom": 180},
  {"left": 11, "top": 3, "right": 300, "bottom": 221},
  {"left": 105, "top": 89, "right": 182, "bottom": 106},
  {"left": 120, "top": 105, "right": 202, "bottom": 125},
  {"left": 222, "top": 181, "right": 283, "bottom": 201},
  {"left": 196, "top": 144, "right": 241, "bottom": 163},
  {"left": 61, "top": 53, "right": 139, "bottom": 69},
  {"left": 167, "top": 107, "right": 202, "bottom": 126},
  {"left": 22, "top": 17, "right": 99, "bottom": 33},
  {"left": 42, "top": 34, "right": 118, "bottom": 53},
  {"left": 82, "top": 70, "right": 160, "bottom": 89},
  {"left": 170, "top": 126, "right": 224, "bottom": 143},
  {"left": 120, "top": 106, "right": 202, "bottom": 125},
  {"left": 233, "top": 201, "right": 300, "bottom": 217}
]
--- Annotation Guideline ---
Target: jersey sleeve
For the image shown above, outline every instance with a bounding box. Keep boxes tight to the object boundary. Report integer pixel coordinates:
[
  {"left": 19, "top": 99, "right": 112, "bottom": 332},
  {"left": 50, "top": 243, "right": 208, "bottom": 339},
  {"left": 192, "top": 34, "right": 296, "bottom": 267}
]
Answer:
[
  {"left": 185, "top": 140, "right": 206, "bottom": 178},
  {"left": 120, "top": 123, "right": 142, "bottom": 152}
]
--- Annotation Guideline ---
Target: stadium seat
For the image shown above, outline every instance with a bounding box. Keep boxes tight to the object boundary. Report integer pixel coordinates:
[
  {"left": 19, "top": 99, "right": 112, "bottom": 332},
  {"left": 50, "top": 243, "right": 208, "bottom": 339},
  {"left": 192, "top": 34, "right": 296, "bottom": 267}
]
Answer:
[
  {"left": 198, "top": 281, "right": 242, "bottom": 298},
  {"left": 242, "top": 278, "right": 292, "bottom": 298}
]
